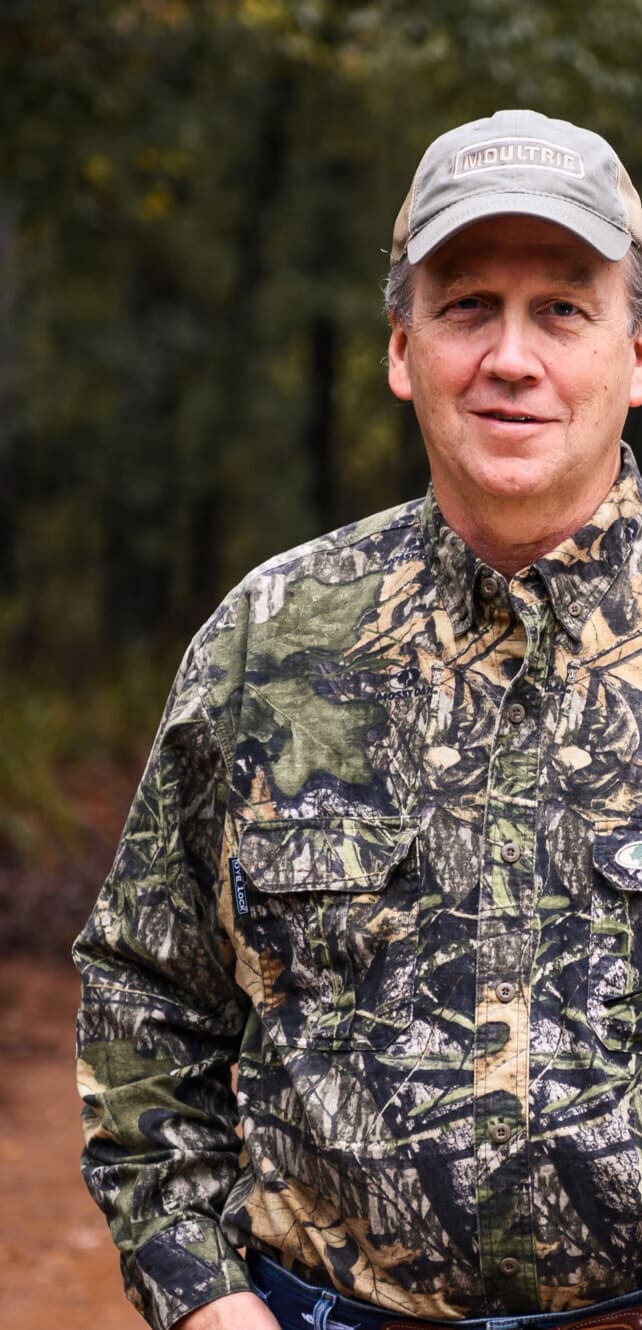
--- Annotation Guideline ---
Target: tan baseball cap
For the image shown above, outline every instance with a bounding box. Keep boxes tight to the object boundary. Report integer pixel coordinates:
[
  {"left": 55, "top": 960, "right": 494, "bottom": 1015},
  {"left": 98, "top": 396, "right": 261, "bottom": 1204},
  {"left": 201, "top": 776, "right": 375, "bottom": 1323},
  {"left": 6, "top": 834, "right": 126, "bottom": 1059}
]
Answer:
[{"left": 391, "top": 109, "right": 642, "bottom": 265}]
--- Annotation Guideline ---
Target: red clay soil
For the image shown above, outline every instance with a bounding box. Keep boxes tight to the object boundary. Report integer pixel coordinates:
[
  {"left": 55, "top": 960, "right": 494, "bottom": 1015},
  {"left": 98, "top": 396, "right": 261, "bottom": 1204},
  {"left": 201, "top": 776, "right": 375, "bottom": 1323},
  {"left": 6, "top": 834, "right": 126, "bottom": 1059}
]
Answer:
[{"left": 0, "top": 956, "right": 141, "bottom": 1330}]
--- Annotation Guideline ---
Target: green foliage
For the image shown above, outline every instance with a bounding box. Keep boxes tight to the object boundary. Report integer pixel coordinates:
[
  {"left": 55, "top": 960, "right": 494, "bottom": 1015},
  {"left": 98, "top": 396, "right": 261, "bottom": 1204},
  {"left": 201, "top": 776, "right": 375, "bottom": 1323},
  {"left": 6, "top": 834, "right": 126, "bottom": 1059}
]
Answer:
[
  {"left": 3, "top": 0, "right": 642, "bottom": 866},
  {"left": 0, "top": 683, "right": 76, "bottom": 863},
  {"left": 0, "top": 651, "right": 174, "bottom": 866}
]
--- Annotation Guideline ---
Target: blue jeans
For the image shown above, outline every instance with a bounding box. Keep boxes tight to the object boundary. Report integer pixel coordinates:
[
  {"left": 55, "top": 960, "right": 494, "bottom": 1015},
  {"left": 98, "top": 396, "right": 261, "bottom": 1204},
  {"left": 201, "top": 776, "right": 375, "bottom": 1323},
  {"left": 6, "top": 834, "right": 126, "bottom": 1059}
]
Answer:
[{"left": 248, "top": 1253, "right": 642, "bottom": 1330}]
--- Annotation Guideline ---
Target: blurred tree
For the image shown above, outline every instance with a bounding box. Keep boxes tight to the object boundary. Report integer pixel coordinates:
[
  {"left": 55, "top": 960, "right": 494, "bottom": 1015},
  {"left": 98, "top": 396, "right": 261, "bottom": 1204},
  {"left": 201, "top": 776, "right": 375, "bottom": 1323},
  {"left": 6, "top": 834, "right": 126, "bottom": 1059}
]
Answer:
[{"left": 1, "top": 0, "right": 642, "bottom": 684}]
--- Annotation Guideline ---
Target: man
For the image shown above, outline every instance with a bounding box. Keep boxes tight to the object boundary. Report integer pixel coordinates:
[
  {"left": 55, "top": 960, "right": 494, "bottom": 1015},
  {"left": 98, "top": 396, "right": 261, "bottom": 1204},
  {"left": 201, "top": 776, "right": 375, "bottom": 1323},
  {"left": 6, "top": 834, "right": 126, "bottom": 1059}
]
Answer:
[{"left": 74, "top": 108, "right": 642, "bottom": 1330}]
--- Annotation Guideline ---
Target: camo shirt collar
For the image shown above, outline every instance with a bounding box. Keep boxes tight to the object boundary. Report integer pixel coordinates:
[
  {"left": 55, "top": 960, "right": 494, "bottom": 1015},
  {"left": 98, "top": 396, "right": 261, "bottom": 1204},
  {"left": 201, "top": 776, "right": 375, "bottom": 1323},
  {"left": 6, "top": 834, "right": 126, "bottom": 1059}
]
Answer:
[{"left": 422, "top": 442, "right": 642, "bottom": 640}]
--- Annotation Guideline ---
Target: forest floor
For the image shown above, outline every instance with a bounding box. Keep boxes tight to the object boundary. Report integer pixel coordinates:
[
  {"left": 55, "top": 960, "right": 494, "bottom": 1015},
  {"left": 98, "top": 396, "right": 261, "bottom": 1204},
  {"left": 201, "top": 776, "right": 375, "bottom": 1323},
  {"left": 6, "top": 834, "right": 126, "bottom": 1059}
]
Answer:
[
  {"left": 0, "top": 757, "right": 144, "bottom": 1328},
  {"left": 0, "top": 955, "right": 142, "bottom": 1330}
]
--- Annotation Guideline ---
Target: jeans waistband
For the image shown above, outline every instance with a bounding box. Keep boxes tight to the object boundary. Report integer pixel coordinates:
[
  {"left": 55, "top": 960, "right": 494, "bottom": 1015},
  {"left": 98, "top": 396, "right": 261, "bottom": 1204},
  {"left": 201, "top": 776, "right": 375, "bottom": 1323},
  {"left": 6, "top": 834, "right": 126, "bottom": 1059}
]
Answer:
[{"left": 247, "top": 1253, "right": 642, "bottom": 1330}]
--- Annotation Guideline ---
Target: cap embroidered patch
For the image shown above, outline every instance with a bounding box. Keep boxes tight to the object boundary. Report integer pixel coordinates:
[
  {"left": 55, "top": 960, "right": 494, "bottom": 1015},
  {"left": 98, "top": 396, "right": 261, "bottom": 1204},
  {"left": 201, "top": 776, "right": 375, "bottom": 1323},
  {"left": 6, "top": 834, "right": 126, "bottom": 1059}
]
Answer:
[{"left": 454, "top": 138, "right": 584, "bottom": 178}]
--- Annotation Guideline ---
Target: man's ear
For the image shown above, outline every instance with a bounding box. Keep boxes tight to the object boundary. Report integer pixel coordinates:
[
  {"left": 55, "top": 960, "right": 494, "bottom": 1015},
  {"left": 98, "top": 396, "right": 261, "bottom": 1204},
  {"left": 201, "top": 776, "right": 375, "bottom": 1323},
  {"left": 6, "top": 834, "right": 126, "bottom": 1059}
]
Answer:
[
  {"left": 629, "top": 333, "right": 642, "bottom": 408},
  {"left": 387, "top": 318, "right": 414, "bottom": 402}
]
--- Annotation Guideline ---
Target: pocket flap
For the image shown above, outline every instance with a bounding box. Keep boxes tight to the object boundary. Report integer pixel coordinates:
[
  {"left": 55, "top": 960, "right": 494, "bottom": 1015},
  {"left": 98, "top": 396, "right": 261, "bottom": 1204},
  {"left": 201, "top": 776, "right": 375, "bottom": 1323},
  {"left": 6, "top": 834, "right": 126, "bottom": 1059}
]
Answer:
[
  {"left": 238, "top": 817, "right": 417, "bottom": 894},
  {"left": 593, "top": 824, "right": 642, "bottom": 893}
]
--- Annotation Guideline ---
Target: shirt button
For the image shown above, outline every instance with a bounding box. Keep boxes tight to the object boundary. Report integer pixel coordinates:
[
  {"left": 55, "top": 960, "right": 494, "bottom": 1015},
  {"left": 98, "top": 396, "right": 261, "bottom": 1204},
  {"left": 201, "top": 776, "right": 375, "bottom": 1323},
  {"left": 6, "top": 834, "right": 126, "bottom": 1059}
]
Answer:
[
  {"left": 507, "top": 702, "right": 526, "bottom": 724},
  {"left": 501, "top": 841, "right": 521, "bottom": 863},
  {"left": 490, "top": 1121, "right": 511, "bottom": 1144},
  {"left": 498, "top": 1257, "right": 520, "bottom": 1277},
  {"left": 480, "top": 575, "right": 499, "bottom": 600},
  {"left": 568, "top": 600, "right": 582, "bottom": 618},
  {"left": 496, "top": 980, "right": 516, "bottom": 1003}
]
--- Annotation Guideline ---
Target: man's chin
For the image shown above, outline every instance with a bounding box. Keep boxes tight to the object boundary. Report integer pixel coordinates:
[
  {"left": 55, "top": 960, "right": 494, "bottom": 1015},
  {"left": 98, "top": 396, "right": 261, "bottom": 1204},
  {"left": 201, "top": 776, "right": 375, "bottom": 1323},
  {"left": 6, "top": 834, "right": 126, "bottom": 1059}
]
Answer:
[{"left": 473, "top": 462, "right": 557, "bottom": 503}]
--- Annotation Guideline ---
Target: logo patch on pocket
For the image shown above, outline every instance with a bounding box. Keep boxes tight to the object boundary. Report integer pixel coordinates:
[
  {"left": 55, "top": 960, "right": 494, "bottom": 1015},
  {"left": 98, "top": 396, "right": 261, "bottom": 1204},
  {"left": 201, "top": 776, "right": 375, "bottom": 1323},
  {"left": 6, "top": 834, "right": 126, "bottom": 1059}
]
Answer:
[{"left": 614, "top": 840, "right": 642, "bottom": 874}]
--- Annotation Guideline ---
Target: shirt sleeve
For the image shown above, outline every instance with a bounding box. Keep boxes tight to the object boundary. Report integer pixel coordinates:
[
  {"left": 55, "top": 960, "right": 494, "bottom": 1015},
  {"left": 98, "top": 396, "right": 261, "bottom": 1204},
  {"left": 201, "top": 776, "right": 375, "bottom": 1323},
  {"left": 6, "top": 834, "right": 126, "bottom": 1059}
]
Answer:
[{"left": 72, "top": 638, "right": 253, "bottom": 1330}]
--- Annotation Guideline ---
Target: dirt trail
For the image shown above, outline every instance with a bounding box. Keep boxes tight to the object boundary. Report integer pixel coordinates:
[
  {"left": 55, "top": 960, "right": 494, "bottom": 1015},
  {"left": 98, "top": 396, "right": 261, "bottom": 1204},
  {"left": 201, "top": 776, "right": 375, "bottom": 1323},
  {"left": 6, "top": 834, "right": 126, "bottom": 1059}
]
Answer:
[{"left": 0, "top": 957, "right": 141, "bottom": 1329}]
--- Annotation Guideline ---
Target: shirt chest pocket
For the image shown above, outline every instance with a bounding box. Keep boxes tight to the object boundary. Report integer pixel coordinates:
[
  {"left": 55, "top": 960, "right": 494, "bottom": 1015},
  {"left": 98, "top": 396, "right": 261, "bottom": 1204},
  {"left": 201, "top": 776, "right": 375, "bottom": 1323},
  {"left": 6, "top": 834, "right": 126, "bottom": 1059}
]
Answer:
[
  {"left": 588, "top": 825, "right": 642, "bottom": 1051},
  {"left": 237, "top": 816, "right": 419, "bottom": 1051}
]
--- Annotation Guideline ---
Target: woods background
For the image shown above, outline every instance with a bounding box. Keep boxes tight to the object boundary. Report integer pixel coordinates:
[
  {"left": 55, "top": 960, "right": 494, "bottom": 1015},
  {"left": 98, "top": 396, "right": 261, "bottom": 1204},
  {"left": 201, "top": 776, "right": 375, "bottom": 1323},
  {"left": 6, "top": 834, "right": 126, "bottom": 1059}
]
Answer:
[{"left": 4, "top": 0, "right": 642, "bottom": 953}]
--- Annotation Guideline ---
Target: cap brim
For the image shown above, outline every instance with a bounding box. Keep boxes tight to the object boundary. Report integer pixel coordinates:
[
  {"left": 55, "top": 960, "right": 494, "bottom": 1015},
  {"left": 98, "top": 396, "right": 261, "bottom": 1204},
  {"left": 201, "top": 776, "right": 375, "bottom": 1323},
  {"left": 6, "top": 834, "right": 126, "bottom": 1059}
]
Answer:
[{"left": 406, "top": 191, "right": 631, "bottom": 262}]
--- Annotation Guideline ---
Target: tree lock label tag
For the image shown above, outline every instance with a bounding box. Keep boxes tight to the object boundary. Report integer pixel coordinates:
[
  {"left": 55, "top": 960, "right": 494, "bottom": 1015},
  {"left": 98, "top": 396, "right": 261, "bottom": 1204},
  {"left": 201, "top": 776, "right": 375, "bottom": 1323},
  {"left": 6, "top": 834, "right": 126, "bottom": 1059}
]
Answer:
[{"left": 229, "top": 857, "right": 250, "bottom": 918}]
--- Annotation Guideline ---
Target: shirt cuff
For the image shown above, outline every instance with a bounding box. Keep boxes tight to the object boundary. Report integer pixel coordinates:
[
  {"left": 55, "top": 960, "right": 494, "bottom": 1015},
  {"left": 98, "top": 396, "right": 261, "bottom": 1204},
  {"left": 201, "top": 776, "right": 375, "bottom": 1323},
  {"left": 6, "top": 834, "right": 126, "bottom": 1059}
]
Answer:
[{"left": 131, "top": 1219, "right": 254, "bottom": 1330}]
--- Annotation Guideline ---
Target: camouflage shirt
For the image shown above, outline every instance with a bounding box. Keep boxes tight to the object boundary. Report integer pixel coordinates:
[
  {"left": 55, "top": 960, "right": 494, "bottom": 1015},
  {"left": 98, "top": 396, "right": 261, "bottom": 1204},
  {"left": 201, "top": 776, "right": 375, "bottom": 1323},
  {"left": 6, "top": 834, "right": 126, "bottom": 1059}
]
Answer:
[{"left": 75, "top": 443, "right": 642, "bottom": 1328}]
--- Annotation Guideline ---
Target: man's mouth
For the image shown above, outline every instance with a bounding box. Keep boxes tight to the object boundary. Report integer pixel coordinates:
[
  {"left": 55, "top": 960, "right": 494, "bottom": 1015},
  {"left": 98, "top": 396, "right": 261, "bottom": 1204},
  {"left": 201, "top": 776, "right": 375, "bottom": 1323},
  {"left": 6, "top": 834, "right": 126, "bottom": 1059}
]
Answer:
[{"left": 478, "top": 410, "right": 544, "bottom": 423}]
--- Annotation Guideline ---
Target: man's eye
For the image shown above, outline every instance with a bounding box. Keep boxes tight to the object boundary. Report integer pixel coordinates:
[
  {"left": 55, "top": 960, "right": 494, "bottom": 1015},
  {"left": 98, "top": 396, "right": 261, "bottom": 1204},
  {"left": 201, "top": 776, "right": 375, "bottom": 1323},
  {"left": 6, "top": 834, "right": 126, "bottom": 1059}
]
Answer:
[
  {"left": 445, "top": 296, "right": 487, "bottom": 313},
  {"left": 547, "top": 300, "right": 579, "bottom": 317}
]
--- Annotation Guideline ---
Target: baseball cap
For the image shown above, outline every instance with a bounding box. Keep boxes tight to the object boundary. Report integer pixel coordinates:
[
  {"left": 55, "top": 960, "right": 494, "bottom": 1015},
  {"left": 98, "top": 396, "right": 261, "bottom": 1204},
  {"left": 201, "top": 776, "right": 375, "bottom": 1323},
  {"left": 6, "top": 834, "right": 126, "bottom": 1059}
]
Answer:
[{"left": 391, "top": 109, "right": 642, "bottom": 265}]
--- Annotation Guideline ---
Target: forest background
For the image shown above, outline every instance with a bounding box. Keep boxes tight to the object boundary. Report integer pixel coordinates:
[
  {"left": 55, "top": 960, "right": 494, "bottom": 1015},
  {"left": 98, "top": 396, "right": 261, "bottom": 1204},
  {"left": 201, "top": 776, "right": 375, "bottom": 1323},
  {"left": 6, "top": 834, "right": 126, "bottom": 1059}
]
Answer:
[{"left": 4, "top": 0, "right": 642, "bottom": 955}]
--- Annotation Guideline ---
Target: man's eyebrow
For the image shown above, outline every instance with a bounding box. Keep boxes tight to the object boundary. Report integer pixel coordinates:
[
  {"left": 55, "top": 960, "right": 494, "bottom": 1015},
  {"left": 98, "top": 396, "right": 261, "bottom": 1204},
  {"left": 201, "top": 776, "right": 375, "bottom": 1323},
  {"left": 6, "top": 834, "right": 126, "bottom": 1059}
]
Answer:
[
  {"left": 427, "top": 265, "right": 480, "bottom": 287},
  {"left": 543, "top": 264, "right": 596, "bottom": 287},
  {"left": 429, "top": 261, "right": 597, "bottom": 289}
]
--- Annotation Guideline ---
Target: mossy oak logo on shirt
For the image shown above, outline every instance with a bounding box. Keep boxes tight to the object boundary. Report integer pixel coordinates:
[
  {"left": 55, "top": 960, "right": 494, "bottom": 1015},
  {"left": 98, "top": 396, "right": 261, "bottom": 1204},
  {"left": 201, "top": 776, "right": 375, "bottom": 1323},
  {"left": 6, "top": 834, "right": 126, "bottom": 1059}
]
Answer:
[{"left": 614, "top": 840, "right": 642, "bottom": 876}]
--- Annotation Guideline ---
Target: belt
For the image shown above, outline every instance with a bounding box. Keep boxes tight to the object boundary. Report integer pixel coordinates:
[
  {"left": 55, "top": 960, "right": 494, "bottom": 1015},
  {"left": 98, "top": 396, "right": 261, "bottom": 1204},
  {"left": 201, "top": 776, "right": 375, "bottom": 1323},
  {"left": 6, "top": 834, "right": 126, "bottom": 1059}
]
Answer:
[
  {"left": 382, "top": 1315, "right": 642, "bottom": 1330},
  {"left": 247, "top": 1254, "right": 642, "bottom": 1330}
]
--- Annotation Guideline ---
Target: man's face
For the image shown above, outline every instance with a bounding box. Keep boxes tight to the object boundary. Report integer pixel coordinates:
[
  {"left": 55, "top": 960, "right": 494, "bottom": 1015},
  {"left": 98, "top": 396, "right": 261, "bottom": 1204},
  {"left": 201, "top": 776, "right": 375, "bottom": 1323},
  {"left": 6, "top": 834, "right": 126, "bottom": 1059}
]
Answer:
[{"left": 388, "top": 216, "right": 642, "bottom": 539}]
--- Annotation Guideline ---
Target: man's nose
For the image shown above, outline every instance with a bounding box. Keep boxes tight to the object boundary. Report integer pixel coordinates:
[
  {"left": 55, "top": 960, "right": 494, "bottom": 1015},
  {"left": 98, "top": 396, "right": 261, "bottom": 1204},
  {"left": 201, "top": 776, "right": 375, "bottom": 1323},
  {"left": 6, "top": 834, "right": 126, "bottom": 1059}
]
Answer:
[{"left": 480, "top": 314, "right": 544, "bottom": 382}]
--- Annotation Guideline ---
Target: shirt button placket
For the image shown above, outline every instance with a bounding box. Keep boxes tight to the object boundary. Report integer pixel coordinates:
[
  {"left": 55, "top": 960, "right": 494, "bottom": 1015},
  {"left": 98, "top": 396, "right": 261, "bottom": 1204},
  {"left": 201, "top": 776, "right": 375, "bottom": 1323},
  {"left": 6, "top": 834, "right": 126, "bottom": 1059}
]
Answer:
[{"left": 474, "top": 597, "right": 553, "bottom": 1309}]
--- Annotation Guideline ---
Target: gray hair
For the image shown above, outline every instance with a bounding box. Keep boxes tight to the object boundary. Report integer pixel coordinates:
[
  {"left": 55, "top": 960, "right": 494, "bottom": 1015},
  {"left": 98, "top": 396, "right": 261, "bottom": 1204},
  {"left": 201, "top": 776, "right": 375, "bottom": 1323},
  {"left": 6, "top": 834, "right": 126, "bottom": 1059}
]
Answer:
[
  {"left": 384, "top": 255, "right": 416, "bottom": 328},
  {"left": 625, "top": 243, "right": 642, "bottom": 335},
  {"left": 385, "top": 244, "right": 642, "bottom": 336}
]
